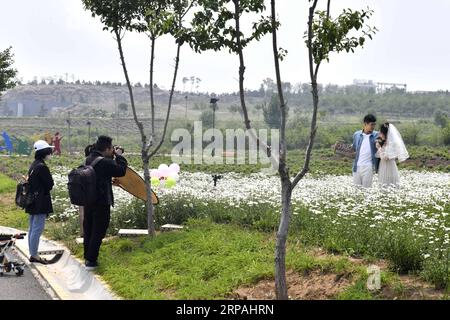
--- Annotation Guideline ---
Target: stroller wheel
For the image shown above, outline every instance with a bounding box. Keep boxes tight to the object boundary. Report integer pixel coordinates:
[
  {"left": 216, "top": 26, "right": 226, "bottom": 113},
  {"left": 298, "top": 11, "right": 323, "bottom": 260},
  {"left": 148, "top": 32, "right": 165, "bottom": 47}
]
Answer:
[{"left": 15, "top": 268, "right": 24, "bottom": 276}]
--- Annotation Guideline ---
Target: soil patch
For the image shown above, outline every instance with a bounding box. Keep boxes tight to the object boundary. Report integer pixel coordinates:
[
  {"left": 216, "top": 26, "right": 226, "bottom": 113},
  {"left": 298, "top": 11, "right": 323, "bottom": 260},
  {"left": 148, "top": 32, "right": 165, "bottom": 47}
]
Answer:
[{"left": 232, "top": 269, "right": 353, "bottom": 300}]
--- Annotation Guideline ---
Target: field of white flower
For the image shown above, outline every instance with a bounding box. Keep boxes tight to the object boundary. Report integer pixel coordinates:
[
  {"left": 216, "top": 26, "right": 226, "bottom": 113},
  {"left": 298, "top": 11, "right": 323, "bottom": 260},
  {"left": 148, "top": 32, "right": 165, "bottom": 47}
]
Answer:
[
  {"left": 51, "top": 167, "right": 449, "bottom": 237},
  {"left": 50, "top": 166, "right": 449, "bottom": 286}
]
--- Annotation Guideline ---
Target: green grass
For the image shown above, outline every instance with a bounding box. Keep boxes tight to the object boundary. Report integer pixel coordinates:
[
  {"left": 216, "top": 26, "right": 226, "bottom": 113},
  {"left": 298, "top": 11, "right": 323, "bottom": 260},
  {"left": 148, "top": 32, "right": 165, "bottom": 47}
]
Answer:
[
  {"left": 0, "top": 173, "right": 16, "bottom": 194},
  {"left": 0, "top": 173, "right": 28, "bottom": 230},
  {"left": 73, "top": 219, "right": 356, "bottom": 299},
  {"left": 336, "top": 277, "right": 375, "bottom": 300},
  {"left": 0, "top": 202, "right": 29, "bottom": 230}
]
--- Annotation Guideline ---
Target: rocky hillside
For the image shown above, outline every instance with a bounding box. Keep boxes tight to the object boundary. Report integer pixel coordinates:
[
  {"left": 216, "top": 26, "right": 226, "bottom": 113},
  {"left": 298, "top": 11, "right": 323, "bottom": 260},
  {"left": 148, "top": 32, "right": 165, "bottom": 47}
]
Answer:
[{"left": 0, "top": 84, "right": 262, "bottom": 118}]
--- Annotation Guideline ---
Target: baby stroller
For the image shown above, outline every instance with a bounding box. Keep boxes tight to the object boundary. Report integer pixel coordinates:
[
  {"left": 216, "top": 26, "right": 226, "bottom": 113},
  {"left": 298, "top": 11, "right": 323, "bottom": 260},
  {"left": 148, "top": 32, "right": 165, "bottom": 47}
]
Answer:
[{"left": 0, "top": 233, "right": 26, "bottom": 276}]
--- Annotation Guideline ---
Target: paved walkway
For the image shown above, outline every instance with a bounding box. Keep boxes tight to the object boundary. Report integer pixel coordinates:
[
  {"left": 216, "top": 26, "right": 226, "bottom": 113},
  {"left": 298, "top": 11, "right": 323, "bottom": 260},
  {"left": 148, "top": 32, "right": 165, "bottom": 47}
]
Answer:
[
  {"left": 0, "top": 247, "right": 52, "bottom": 300},
  {"left": 1, "top": 225, "right": 117, "bottom": 300}
]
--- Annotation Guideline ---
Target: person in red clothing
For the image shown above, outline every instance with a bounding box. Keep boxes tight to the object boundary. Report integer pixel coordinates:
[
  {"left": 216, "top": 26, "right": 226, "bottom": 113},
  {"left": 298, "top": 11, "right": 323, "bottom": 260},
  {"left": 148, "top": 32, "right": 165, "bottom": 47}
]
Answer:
[{"left": 52, "top": 132, "right": 63, "bottom": 155}]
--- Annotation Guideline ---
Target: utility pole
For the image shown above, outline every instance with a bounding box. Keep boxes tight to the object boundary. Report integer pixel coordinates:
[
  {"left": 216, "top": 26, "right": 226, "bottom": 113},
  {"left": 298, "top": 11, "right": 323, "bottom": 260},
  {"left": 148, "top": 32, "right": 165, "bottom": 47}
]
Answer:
[
  {"left": 114, "top": 94, "right": 119, "bottom": 145},
  {"left": 67, "top": 111, "right": 71, "bottom": 155},
  {"left": 185, "top": 95, "right": 188, "bottom": 121},
  {"left": 87, "top": 120, "right": 91, "bottom": 145},
  {"left": 210, "top": 97, "right": 219, "bottom": 157}
]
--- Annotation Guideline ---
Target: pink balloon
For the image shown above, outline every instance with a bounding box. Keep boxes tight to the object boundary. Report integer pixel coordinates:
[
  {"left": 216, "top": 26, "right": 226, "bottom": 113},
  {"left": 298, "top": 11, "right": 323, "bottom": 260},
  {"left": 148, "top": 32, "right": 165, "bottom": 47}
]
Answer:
[
  {"left": 150, "top": 169, "right": 160, "bottom": 178},
  {"left": 169, "top": 163, "right": 180, "bottom": 173},
  {"left": 161, "top": 168, "right": 171, "bottom": 178}
]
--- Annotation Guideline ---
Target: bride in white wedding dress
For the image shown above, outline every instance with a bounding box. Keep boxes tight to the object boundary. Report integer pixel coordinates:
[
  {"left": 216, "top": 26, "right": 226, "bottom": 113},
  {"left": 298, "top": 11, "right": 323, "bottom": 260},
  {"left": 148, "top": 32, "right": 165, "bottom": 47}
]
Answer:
[{"left": 375, "top": 123, "right": 409, "bottom": 187}]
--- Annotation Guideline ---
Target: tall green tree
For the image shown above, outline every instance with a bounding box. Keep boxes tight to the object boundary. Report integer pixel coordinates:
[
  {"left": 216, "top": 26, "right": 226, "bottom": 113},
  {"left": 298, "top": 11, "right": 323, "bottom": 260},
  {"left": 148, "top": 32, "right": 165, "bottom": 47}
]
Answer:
[
  {"left": 83, "top": 0, "right": 193, "bottom": 236},
  {"left": 0, "top": 46, "right": 18, "bottom": 98},
  {"left": 187, "top": 0, "right": 377, "bottom": 300},
  {"left": 184, "top": 0, "right": 275, "bottom": 167},
  {"left": 270, "top": 0, "right": 377, "bottom": 299},
  {"left": 262, "top": 94, "right": 287, "bottom": 129}
]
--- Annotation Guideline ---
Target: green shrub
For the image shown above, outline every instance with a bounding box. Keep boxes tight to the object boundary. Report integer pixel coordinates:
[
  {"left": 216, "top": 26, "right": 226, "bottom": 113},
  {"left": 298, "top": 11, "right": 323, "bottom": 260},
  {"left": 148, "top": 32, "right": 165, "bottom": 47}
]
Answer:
[
  {"left": 199, "top": 110, "right": 214, "bottom": 128},
  {"left": 421, "top": 253, "right": 450, "bottom": 290},
  {"left": 383, "top": 231, "right": 424, "bottom": 274},
  {"left": 442, "top": 125, "right": 450, "bottom": 146},
  {"left": 401, "top": 123, "right": 420, "bottom": 145},
  {"left": 45, "top": 216, "right": 80, "bottom": 241}
]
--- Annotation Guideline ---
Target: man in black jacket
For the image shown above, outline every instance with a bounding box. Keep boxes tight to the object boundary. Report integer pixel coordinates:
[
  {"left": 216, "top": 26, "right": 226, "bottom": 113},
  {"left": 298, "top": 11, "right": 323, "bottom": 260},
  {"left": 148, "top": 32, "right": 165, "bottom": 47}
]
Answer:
[{"left": 83, "top": 136, "right": 127, "bottom": 270}]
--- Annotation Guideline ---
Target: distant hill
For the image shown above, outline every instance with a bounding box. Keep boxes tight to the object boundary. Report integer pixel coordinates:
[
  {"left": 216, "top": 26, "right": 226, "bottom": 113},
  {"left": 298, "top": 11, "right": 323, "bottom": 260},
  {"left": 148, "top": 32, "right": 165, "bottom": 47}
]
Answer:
[
  {"left": 1, "top": 83, "right": 449, "bottom": 120},
  {"left": 0, "top": 84, "right": 259, "bottom": 119}
]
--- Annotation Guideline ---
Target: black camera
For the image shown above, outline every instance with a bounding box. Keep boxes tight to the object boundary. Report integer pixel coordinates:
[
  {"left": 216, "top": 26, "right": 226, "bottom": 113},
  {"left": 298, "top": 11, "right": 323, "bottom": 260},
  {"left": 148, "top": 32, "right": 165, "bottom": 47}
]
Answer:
[{"left": 113, "top": 145, "right": 125, "bottom": 154}]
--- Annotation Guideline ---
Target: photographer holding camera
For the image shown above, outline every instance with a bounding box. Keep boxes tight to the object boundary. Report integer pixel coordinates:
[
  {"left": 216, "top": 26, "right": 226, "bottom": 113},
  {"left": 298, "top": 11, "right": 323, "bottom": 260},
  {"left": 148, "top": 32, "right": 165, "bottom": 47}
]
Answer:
[{"left": 83, "top": 135, "right": 128, "bottom": 270}]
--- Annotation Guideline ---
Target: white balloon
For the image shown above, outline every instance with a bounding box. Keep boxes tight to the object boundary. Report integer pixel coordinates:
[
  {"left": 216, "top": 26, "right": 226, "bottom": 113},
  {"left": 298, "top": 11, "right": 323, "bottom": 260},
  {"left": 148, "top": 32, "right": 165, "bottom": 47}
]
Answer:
[
  {"left": 158, "top": 163, "right": 169, "bottom": 170},
  {"left": 168, "top": 172, "right": 179, "bottom": 181}
]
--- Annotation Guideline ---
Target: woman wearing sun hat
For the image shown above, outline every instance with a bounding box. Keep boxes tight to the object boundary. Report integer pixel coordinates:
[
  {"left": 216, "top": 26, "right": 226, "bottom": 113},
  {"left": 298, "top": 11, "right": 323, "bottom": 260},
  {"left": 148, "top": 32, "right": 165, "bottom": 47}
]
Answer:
[{"left": 25, "top": 140, "right": 55, "bottom": 264}]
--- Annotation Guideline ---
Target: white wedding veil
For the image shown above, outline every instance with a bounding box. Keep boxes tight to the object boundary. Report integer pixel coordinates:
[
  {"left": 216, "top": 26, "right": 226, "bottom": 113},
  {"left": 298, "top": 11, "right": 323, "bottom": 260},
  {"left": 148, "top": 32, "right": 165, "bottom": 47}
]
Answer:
[{"left": 384, "top": 124, "right": 409, "bottom": 162}]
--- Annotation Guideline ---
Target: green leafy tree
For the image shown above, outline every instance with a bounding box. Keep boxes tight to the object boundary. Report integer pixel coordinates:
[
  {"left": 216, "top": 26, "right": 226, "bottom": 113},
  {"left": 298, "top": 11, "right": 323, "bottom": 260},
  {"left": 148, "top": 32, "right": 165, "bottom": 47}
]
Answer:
[
  {"left": 118, "top": 102, "right": 128, "bottom": 114},
  {"left": 184, "top": 0, "right": 273, "bottom": 131},
  {"left": 434, "top": 110, "right": 448, "bottom": 128},
  {"left": 269, "top": 0, "right": 377, "bottom": 299},
  {"left": 199, "top": 109, "right": 214, "bottom": 127},
  {"left": 83, "top": 0, "right": 194, "bottom": 236},
  {"left": 262, "top": 94, "right": 288, "bottom": 129},
  {"left": 442, "top": 124, "right": 450, "bottom": 146},
  {"left": 0, "top": 47, "right": 18, "bottom": 99},
  {"left": 401, "top": 123, "right": 420, "bottom": 145}
]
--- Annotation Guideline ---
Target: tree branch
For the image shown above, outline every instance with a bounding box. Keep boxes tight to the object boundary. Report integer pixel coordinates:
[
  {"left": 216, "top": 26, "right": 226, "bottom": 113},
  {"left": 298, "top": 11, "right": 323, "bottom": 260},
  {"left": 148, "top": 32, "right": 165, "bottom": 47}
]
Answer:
[
  {"left": 234, "top": 0, "right": 279, "bottom": 169},
  {"left": 327, "top": 0, "right": 331, "bottom": 19},
  {"left": 114, "top": 28, "right": 146, "bottom": 147},
  {"left": 149, "top": 41, "right": 182, "bottom": 158},
  {"left": 271, "top": 0, "right": 287, "bottom": 179},
  {"left": 292, "top": 0, "right": 319, "bottom": 189},
  {"left": 149, "top": 36, "right": 156, "bottom": 140}
]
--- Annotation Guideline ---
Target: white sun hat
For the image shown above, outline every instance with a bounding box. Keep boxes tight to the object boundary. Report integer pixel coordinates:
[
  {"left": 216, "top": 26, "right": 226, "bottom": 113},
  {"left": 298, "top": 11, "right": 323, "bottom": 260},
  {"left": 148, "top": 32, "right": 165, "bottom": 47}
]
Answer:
[{"left": 33, "top": 140, "right": 55, "bottom": 152}]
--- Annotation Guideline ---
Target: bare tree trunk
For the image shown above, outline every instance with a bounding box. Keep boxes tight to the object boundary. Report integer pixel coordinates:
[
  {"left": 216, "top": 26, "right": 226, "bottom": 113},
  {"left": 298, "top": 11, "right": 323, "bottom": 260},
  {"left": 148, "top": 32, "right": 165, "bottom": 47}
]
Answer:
[
  {"left": 149, "top": 36, "right": 156, "bottom": 140},
  {"left": 115, "top": 29, "right": 146, "bottom": 145},
  {"left": 270, "top": 0, "right": 292, "bottom": 300},
  {"left": 145, "top": 41, "right": 181, "bottom": 234},
  {"left": 233, "top": 0, "right": 277, "bottom": 166},
  {"left": 115, "top": 28, "right": 155, "bottom": 236},
  {"left": 292, "top": 0, "right": 320, "bottom": 189},
  {"left": 143, "top": 157, "right": 155, "bottom": 236},
  {"left": 327, "top": 0, "right": 331, "bottom": 19},
  {"left": 149, "top": 42, "right": 181, "bottom": 157},
  {"left": 146, "top": 36, "right": 156, "bottom": 237},
  {"left": 275, "top": 179, "right": 292, "bottom": 299},
  {"left": 233, "top": 0, "right": 250, "bottom": 129}
]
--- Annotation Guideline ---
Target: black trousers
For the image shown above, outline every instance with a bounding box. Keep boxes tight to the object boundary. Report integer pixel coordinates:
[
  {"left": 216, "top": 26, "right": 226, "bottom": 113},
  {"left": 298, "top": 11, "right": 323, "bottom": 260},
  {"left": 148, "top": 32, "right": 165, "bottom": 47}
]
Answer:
[{"left": 83, "top": 204, "right": 110, "bottom": 262}]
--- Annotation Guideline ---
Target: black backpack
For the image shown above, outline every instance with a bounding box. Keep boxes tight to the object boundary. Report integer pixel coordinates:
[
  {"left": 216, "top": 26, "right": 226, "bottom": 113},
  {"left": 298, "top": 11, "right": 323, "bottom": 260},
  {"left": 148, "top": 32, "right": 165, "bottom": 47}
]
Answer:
[
  {"left": 15, "top": 165, "right": 42, "bottom": 209},
  {"left": 67, "top": 157, "right": 103, "bottom": 206}
]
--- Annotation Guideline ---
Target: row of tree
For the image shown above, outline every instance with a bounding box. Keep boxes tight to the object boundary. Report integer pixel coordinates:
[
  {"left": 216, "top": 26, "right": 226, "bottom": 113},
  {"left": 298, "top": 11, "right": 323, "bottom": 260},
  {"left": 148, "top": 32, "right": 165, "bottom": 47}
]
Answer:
[{"left": 23, "top": 78, "right": 163, "bottom": 88}]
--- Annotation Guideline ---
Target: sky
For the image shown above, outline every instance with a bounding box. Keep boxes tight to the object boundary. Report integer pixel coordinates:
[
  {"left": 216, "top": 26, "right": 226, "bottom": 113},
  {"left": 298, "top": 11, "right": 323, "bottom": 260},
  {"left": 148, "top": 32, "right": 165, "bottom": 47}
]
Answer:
[{"left": 1, "top": 0, "right": 450, "bottom": 93}]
